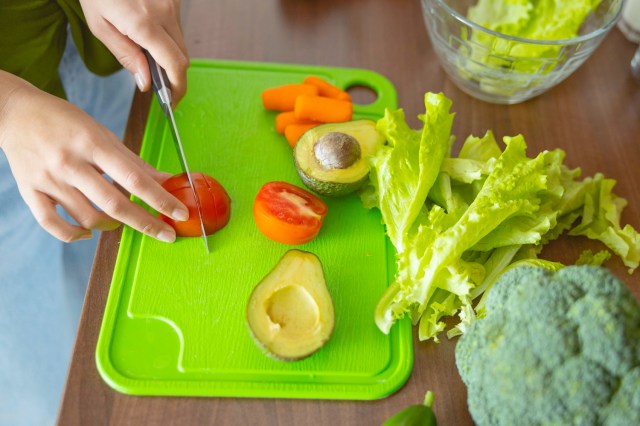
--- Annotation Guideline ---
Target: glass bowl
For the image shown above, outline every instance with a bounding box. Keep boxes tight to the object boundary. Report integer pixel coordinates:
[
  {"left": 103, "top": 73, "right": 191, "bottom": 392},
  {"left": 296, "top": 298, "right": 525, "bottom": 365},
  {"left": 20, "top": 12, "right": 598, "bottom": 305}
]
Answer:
[{"left": 421, "top": 0, "right": 624, "bottom": 104}]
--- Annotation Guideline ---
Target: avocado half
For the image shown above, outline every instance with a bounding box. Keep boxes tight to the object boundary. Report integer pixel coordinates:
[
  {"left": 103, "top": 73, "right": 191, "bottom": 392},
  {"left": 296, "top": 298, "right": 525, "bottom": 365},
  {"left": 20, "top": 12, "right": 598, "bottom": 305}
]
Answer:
[
  {"left": 293, "top": 120, "right": 385, "bottom": 197},
  {"left": 246, "top": 250, "right": 335, "bottom": 361}
]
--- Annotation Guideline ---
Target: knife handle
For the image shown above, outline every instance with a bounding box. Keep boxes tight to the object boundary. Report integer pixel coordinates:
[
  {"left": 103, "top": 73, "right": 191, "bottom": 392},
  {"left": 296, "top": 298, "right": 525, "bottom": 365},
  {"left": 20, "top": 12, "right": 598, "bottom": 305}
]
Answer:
[{"left": 143, "top": 49, "right": 172, "bottom": 113}]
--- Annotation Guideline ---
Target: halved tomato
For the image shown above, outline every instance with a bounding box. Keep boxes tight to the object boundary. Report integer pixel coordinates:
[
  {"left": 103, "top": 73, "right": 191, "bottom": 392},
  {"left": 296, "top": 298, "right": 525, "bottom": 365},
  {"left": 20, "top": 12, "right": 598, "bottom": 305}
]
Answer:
[
  {"left": 160, "top": 172, "right": 231, "bottom": 237},
  {"left": 253, "top": 181, "right": 328, "bottom": 245}
]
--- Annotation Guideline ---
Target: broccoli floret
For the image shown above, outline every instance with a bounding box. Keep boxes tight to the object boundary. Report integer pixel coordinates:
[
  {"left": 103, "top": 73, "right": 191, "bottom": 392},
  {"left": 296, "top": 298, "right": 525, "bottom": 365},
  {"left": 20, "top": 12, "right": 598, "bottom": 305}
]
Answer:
[
  {"left": 601, "top": 367, "right": 640, "bottom": 426},
  {"left": 455, "top": 265, "right": 640, "bottom": 426}
]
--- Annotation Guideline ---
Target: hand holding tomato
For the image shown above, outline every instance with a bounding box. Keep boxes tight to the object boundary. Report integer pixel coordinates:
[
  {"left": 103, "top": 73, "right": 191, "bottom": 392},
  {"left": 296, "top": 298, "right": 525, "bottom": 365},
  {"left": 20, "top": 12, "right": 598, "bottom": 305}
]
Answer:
[
  {"left": 253, "top": 181, "right": 327, "bottom": 245},
  {"left": 160, "top": 172, "right": 231, "bottom": 237}
]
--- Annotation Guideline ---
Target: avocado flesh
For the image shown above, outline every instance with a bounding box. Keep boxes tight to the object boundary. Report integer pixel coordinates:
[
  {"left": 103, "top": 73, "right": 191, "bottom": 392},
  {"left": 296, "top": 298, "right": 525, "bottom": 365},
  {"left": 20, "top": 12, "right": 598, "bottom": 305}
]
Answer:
[
  {"left": 294, "top": 120, "right": 385, "bottom": 197},
  {"left": 246, "top": 250, "right": 335, "bottom": 361}
]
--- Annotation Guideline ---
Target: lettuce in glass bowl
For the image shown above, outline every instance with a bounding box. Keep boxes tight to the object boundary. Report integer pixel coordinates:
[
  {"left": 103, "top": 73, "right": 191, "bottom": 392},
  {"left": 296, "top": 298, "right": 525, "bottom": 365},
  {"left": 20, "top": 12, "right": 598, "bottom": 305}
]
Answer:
[{"left": 421, "top": 0, "right": 624, "bottom": 104}]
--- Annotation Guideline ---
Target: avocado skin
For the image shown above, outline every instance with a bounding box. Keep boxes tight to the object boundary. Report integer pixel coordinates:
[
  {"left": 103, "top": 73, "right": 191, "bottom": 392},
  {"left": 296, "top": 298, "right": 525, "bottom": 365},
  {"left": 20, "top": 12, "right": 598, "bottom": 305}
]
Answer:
[
  {"left": 295, "top": 161, "right": 368, "bottom": 197},
  {"left": 293, "top": 120, "right": 385, "bottom": 197}
]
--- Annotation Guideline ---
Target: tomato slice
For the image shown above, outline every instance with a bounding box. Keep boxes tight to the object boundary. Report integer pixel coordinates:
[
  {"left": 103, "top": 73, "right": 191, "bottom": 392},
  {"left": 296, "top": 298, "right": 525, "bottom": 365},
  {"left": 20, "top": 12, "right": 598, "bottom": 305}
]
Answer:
[
  {"left": 253, "top": 181, "right": 328, "bottom": 245},
  {"left": 160, "top": 172, "right": 231, "bottom": 237}
]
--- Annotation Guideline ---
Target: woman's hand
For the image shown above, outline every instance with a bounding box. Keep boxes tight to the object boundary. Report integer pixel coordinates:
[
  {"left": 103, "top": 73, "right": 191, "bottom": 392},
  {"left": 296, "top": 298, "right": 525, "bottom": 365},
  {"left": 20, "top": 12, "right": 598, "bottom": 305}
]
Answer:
[
  {"left": 79, "top": 0, "right": 189, "bottom": 106},
  {"left": 0, "top": 72, "right": 188, "bottom": 243}
]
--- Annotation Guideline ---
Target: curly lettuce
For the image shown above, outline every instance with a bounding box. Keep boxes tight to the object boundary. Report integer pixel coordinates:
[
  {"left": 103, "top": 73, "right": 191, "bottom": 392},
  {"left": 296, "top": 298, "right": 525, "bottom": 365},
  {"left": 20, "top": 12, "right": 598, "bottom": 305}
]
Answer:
[
  {"left": 367, "top": 93, "right": 454, "bottom": 252},
  {"left": 363, "top": 92, "right": 640, "bottom": 341}
]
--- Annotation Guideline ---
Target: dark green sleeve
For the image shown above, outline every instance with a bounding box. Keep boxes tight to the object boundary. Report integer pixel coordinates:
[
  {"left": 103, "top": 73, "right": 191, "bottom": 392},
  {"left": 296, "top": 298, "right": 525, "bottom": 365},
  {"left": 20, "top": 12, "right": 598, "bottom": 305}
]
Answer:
[
  {"left": 0, "top": 0, "right": 121, "bottom": 99},
  {"left": 55, "top": 0, "right": 122, "bottom": 77},
  {"left": 0, "top": 0, "right": 68, "bottom": 97}
]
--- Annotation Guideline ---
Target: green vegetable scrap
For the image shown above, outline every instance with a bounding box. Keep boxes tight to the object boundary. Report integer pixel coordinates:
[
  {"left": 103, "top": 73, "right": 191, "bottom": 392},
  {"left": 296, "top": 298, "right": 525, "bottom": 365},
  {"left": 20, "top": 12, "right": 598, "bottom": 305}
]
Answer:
[
  {"left": 363, "top": 92, "right": 640, "bottom": 341},
  {"left": 455, "top": 265, "right": 640, "bottom": 426},
  {"left": 576, "top": 249, "right": 612, "bottom": 266},
  {"left": 382, "top": 391, "right": 437, "bottom": 426}
]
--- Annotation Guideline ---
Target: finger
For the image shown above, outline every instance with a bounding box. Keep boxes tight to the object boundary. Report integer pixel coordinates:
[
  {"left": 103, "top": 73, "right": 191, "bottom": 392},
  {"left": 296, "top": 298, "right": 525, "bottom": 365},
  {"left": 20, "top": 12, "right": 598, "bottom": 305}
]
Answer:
[
  {"left": 74, "top": 169, "right": 178, "bottom": 242},
  {"left": 111, "top": 143, "right": 172, "bottom": 183},
  {"left": 91, "top": 17, "right": 151, "bottom": 92},
  {"left": 91, "top": 145, "right": 188, "bottom": 220},
  {"left": 106, "top": 140, "right": 172, "bottom": 183},
  {"left": 129, "top": 26, "right": 189, "bottom": 104},
  {"left": 162, "top": 14, "right": 188, "bottom": 62},
  {"left": 119, "top": 155, "right": 171, "bottom": 184},
  {"left": 161, "top": 23, "right": 189, "bottom": 107},
  {"left": 53, "top": 186, "right": 121, "bottom": 231},
  {"left": 24, "top": 191, "right": 93, "bottom": 243}
]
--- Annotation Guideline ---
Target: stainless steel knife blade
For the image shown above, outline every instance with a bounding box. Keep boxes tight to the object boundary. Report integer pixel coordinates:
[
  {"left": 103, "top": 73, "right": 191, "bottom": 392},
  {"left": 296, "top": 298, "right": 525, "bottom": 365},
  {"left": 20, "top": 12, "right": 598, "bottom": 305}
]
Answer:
[{"left": 144, "top": 50, "right": 210, "bottom": 253}]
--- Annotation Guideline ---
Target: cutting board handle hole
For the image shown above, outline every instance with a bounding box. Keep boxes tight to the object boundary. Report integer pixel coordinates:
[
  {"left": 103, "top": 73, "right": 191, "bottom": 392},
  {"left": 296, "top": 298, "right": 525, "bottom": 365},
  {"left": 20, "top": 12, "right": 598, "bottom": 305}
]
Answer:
[{"left": 345, "top": 85, "right": 378, "bottom": 106}]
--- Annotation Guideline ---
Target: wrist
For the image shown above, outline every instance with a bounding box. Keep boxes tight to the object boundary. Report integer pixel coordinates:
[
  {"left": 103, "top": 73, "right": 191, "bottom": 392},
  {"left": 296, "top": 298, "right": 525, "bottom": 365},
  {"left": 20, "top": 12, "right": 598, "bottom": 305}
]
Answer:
[{"left": 0, "top": 71, "right": 36, "bottom": 150}]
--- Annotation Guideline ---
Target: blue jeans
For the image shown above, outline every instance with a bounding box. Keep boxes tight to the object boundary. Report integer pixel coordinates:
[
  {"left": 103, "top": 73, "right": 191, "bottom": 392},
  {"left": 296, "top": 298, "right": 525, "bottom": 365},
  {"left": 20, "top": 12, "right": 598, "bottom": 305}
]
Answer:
[{"left": 0, "top": 34, "right": 134, "bottom": 426}]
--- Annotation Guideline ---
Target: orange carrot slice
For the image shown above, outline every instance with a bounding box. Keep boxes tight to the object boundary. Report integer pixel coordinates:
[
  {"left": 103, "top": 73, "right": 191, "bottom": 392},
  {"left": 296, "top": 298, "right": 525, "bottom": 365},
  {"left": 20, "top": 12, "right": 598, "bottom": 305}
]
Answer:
[
  {"left": 284, "top": 123, "right": 318, "bottom": 148},
  {"left": 262, "top": 84, "right": 319, "bottom": 111},
  {"left": 275, "top": 111, "right": 321, "bottom": 134},
  {"left": 294, "top": 95, "right": 353, "bottom": 123},
  {"left": 303, "top": 76, "right": 351, "bottom": 101}
]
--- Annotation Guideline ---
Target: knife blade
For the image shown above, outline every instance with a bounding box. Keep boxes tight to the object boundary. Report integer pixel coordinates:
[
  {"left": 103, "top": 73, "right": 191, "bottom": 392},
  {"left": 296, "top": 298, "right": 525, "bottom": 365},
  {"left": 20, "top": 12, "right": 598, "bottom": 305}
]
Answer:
[{"left": 144, "top": 50, "right": 210, "bottom": 253}]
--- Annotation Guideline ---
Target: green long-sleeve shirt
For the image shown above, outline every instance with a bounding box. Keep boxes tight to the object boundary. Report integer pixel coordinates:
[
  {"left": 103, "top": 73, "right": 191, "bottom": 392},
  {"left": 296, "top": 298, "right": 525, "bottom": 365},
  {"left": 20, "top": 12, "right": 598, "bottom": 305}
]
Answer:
[{"left": 0, "top": 0, "right": 121, "bottom": 98}]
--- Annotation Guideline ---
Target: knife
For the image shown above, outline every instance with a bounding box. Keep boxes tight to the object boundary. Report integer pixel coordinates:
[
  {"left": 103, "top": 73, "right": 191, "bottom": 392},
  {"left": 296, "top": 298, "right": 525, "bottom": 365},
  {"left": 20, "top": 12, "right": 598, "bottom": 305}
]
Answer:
[{"left": 144, "top": 50, "right": 210, "bottom": 253}]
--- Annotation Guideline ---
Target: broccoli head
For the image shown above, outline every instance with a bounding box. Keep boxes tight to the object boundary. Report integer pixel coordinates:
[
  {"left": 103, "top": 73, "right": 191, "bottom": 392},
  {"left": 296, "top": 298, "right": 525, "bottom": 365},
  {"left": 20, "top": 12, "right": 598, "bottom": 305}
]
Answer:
[{"left": 455, "top": 265, "right": 640, "bottom": 426}]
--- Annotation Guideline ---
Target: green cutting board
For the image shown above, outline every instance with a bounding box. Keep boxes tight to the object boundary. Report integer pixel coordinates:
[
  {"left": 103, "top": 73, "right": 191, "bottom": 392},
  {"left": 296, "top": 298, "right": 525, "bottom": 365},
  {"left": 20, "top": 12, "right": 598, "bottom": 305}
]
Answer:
[{"left": 96, "top": 60, "right": 413, "bottom": 399}]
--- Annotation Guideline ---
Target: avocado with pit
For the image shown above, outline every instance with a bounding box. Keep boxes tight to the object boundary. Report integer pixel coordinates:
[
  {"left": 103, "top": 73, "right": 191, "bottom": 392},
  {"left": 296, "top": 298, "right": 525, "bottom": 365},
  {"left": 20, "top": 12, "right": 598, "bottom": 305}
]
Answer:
[
  {"left": 246, "top": 250, "right": 335, "bottom": 361},
  {"left": 294, "top": 120, "right": 385, "bottom": 197}
]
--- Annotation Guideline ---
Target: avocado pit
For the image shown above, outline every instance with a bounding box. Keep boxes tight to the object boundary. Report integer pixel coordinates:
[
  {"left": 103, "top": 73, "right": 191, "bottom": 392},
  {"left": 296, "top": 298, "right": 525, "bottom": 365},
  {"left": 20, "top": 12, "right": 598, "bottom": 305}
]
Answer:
[{"left": 313, "top": 132, "right": 361, "bottom": 170}]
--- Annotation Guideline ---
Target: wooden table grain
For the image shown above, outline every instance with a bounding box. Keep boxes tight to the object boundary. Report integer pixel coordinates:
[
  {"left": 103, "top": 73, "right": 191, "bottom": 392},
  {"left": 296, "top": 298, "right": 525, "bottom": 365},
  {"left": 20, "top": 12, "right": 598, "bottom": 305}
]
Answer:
[{"left": 58, "top": 0, "right": 640, "bottom": 424}]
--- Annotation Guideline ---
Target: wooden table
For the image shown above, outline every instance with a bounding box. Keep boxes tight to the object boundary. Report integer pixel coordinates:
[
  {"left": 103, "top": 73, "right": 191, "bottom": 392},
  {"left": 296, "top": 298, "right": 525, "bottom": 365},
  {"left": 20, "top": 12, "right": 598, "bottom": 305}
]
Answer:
[{"left": 58, "top": 0, "right": 640, "bottom": 424}]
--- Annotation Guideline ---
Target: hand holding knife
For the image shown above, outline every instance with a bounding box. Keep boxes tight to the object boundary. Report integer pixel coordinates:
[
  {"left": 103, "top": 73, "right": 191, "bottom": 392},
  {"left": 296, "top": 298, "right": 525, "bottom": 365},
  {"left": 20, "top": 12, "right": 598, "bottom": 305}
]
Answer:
[{"left": 144, "top": 50, "right": 210, "bottom": 253}]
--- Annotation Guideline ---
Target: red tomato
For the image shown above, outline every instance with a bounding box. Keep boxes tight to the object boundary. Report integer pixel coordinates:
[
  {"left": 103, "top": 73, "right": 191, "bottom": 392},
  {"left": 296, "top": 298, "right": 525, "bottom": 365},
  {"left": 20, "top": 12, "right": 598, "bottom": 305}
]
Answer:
[
  {"left": 253, "top": 181, "right": 328, "bottom": 245},
  {"left": 160, "top": 172, "right": 231, "bottom": 237}
]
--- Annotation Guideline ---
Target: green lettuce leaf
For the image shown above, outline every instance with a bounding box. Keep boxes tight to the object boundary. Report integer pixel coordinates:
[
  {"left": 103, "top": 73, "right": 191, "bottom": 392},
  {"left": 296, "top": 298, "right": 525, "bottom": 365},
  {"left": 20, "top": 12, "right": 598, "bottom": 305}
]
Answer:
[
  {"left": 458, "top": 131, "right": 502, "bottom": 163},
  {"left": 467, "top": 0, "right": 533, "bottom": 37},
  {"left": 366, "top": 93, "right": 454, "bottom": 252},
  {"left": 366, "top": 92, "right": 639, "bottom": 342},
  {"left": 375, "top": 135, "right": 554, "bottom": 337},
  {"left": 569, "top": 175, "right": 640, "bottom": 272},
  {"left": 468, "top": 0, "right": 600, "bottom": 42}
]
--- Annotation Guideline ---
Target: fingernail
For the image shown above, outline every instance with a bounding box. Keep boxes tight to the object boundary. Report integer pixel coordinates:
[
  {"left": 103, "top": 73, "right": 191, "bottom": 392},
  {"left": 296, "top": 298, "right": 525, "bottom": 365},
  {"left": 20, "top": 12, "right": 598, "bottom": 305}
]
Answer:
[
  {"left": 157, "top": 229, "right": 176, "bottom": 243},
  {"left": 134, "top": 72, "right": 145, "bottom": 91},
  {"left": 77, "top": 232, "right": 93, "bottom": 241},
  {"left": 172, "top": 208, "right": 189, "bottom": 222}
]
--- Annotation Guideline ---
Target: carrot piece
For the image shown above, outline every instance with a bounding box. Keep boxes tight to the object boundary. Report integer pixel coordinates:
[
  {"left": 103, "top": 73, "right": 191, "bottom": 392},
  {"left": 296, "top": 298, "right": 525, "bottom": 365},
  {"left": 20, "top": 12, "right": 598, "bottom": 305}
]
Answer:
[
  {"left": 262, "top": 84, "right": 319, "bottom": 111},
  {"left": 284, "top": 123, "right": 318, "bottom": 148},
  {"left": 304, "top": 76, "right": 351, "bottom": 101},
  {"left": 294, "top": 95, "right": 353, "bottom": 123},
  {"left": 275, "top": 111, "right": 321, "bottom": 134}
]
